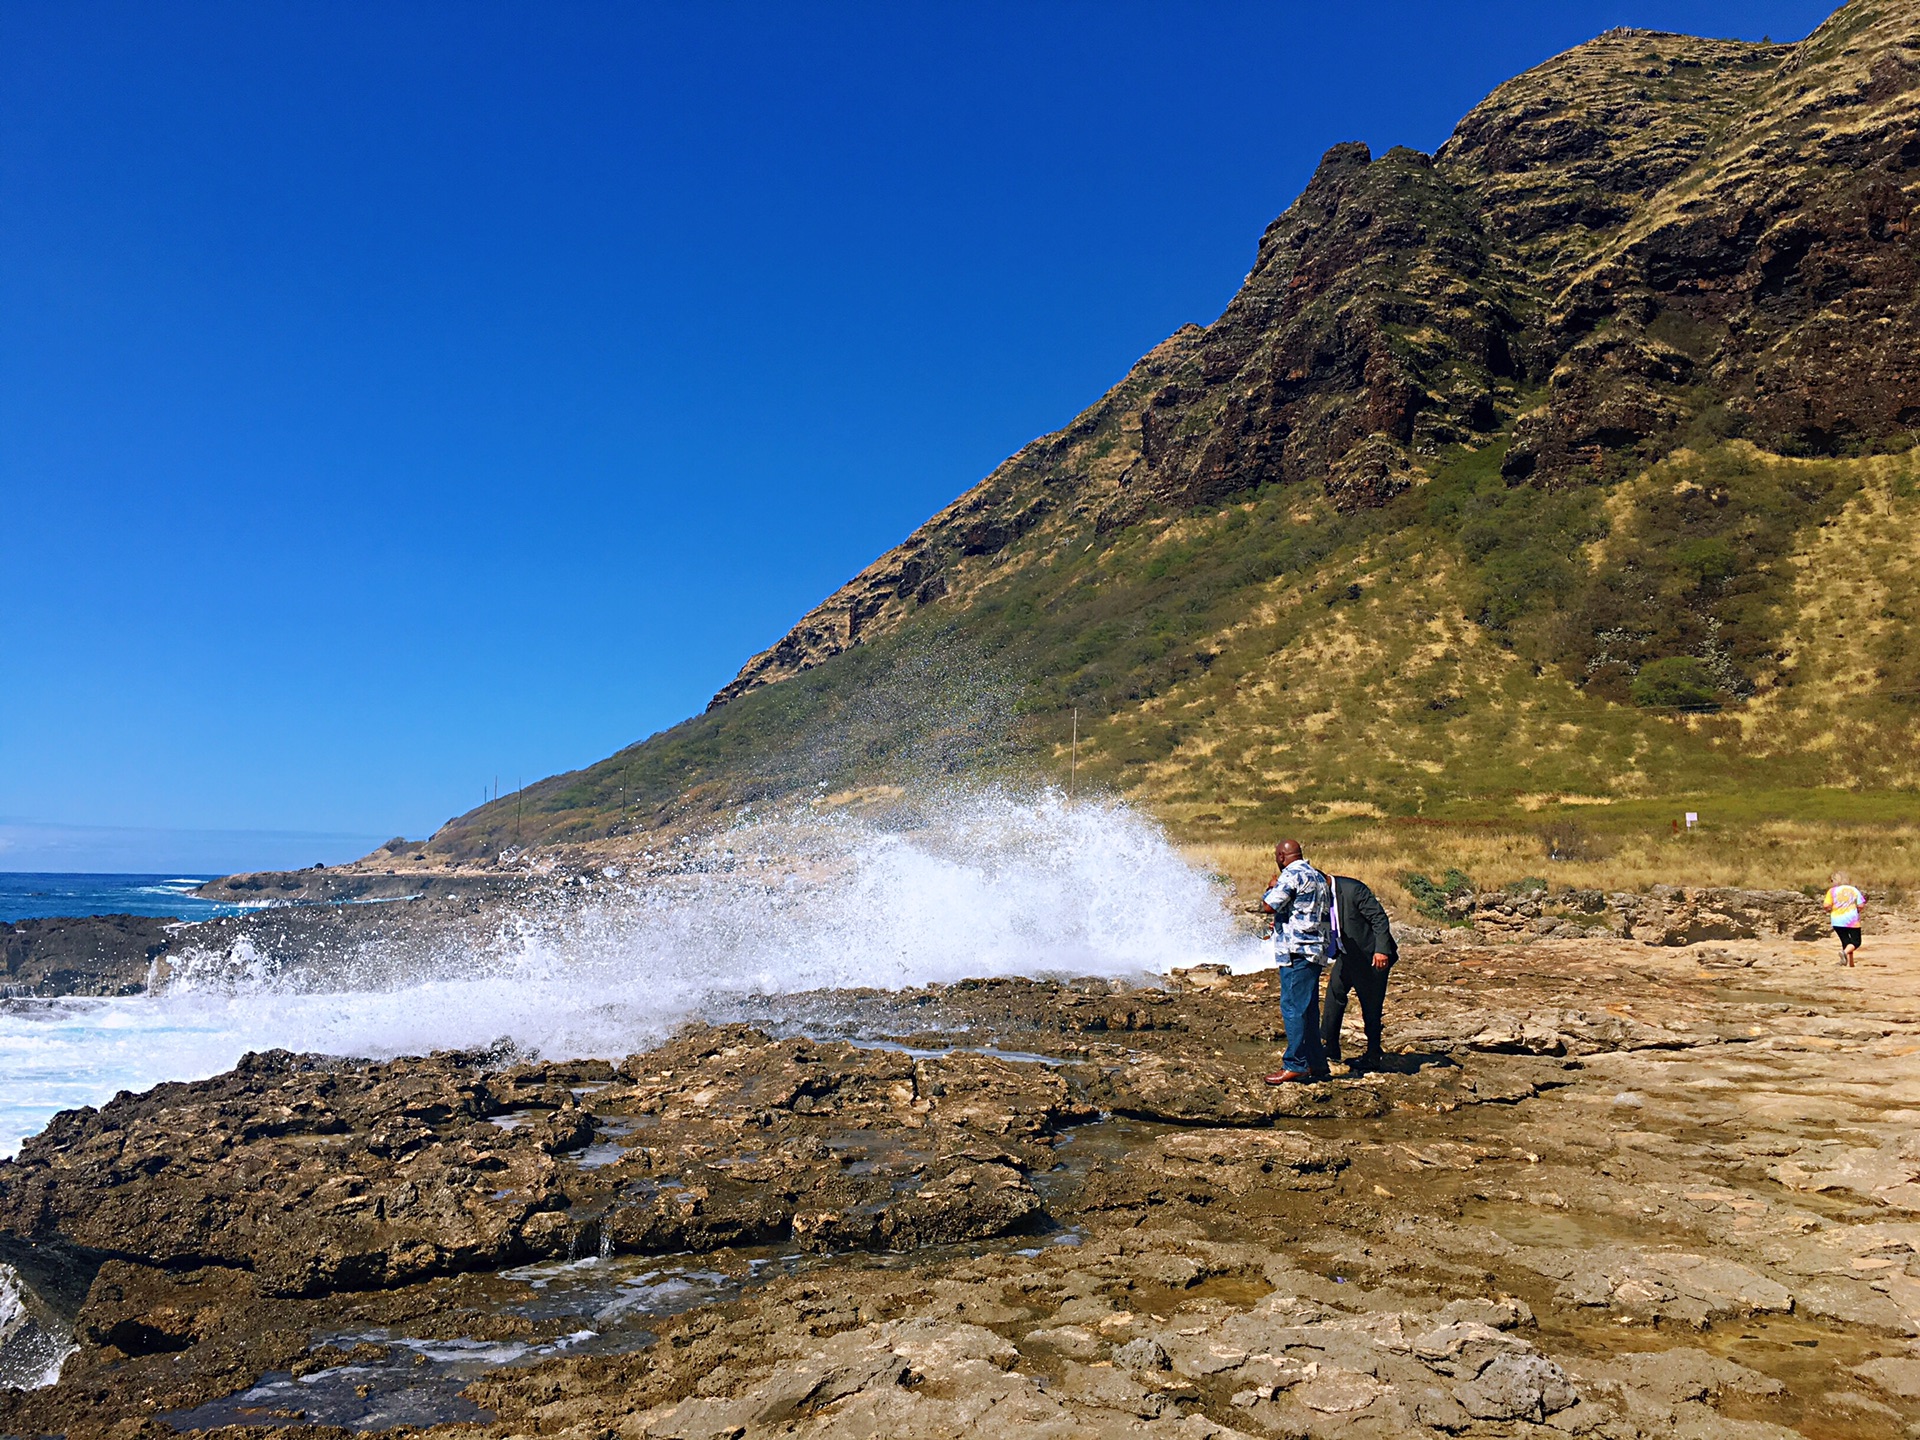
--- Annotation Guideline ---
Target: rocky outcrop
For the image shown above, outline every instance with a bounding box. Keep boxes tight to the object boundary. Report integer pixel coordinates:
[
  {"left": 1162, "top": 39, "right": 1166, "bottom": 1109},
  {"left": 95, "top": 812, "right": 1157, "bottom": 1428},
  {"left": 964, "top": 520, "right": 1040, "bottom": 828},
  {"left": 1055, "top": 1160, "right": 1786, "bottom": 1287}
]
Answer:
[
  {"left": 7, "top": 880, "right": 558, "bottom": 997},
  {"left": 192, "top": 868, "right": 523, "bottom": 905},
  {"left": 1402, "top": 883, "right": 1830, "bottom": 947},
  {"left": 0, "top": 1048, "right": 600, "bottom": 1296},
  {"left": 1614, "top": 885, "right": 1832, "bottom": 944},
  {"left": 0, "top": 915, "right": 171, "bottom": 997},
  {"left": 1507, "top": 3, "right": 1920, "bottom": 475},
  {"left": 0, "top": 1032, "right": 1077, "bottom": 1301},
  {"left": 8, "top": 937, "right": 1920, "bottom": 1436}
]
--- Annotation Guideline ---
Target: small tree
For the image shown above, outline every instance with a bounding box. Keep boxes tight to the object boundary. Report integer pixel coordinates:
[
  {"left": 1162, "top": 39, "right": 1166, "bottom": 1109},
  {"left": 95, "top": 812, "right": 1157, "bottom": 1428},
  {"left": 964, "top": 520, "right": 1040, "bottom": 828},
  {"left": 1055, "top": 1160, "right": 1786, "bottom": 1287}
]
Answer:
[{"left": 1631, "top": 657, "right": 1721, "bottom": 711}]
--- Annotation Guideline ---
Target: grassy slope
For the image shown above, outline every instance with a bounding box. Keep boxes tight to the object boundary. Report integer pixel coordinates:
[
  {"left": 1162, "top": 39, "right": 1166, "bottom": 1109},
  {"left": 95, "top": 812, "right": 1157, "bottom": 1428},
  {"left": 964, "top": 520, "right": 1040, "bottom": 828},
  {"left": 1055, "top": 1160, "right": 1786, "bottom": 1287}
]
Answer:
[
  {"left": 1094, "top": 443, "right": 1920, "bottom": 831},
  {"left": 434, "top": 436, "right": 1919, "bottom": 861}
]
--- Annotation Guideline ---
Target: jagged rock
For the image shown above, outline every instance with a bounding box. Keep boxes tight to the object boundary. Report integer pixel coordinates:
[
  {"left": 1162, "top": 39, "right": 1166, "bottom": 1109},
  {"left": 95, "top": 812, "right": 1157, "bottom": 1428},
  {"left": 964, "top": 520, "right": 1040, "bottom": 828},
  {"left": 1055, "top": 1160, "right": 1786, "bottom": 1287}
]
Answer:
[
  {"left": 1091, "top": 1056, "right": 1283, "bottom": 1126},
  {"left": 1467, "top": 1016, "right": 1570, "bottom": 1055},
  {"left": 1523, "top": 1246, "right": 1795, "bottom": 1324},
  {"left": 0, "top": 1029, "right": 1078, "bottom": 1298},
  {"left": 1113, "top": 1335, "right": 1171, "bottom": 1372},
  {"left": 0, "top": 916, "right": 171, "bottom": 998},
  {"left": 1454, "top": 1351, "right": 1579, "bottom": 1420},
  {"left": 1621, "top": 886, "right": 1830, "bottom": 945}
]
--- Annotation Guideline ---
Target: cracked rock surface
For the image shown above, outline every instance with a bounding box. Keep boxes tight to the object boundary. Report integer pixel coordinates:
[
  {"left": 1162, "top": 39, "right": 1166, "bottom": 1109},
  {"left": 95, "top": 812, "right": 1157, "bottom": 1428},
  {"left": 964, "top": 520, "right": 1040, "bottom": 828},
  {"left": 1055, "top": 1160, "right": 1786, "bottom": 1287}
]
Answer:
[{"left": 2, "top": 928, "right": 1919, "bottom": 1438}]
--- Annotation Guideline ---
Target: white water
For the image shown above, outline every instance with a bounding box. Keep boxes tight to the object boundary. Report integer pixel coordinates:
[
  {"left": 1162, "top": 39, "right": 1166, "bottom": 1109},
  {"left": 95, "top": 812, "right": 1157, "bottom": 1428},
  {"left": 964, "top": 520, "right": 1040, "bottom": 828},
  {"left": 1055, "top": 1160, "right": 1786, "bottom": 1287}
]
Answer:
[
  {"left": 0, "top": 1262, "right": 76, "bottom": 1388},
  {"left": 0, "top": 790, "right": 1247, "bottom": 1158}
]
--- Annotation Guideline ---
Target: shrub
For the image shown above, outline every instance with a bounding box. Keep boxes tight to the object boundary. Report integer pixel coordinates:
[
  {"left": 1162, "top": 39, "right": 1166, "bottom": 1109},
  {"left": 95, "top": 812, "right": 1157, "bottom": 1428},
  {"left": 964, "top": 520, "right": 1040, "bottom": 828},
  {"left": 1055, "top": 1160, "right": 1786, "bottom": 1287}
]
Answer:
[
  {"left": 1631, "top": 656, "right": 1721, "bottom": 711},
  {"left": 1674, "top": 537, "right": 1738, "bottom": 583},
  {"left": 1540, "top": 821, "right": 1609, "bottom": 862},
  {"left": 1559, "top": 444, "right": 1863, "bottom": 696},
  {"left": 1401, "top": 869, "right": 1477, "bottom": 920}
]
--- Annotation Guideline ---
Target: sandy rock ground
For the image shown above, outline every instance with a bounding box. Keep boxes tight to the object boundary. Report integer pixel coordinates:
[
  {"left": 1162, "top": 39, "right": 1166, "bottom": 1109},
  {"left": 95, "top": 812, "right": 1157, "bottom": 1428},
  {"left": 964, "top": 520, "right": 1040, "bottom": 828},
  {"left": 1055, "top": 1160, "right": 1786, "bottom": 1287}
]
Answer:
[{"left": 2, "top": 927, "right": 1918, "bottom": 1440}]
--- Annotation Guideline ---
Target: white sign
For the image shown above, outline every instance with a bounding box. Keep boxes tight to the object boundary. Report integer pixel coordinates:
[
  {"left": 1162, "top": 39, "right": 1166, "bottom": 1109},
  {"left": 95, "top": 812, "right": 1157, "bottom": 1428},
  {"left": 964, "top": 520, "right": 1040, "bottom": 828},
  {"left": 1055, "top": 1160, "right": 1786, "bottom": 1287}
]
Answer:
[{"left": 1684, "top": 812, "right": 1698, "bottom": 829}]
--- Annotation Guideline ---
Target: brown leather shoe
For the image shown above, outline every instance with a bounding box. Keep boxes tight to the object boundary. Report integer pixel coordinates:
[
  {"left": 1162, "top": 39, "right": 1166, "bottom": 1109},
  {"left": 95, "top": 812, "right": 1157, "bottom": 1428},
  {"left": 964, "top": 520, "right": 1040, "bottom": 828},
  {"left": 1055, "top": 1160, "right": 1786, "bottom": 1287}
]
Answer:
[{"left": 1264, "top": 1070, "right": 1314, "bottom": 1084}]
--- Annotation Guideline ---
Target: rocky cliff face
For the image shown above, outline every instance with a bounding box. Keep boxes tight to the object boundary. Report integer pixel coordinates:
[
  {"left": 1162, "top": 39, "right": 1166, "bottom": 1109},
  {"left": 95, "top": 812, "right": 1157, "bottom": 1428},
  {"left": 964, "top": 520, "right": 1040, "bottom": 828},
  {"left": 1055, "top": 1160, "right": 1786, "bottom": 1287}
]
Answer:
[
  {"left": 711, "top": 4, "right": 1919, "bottom": 710},
  {"left": 0, "top": 916, "right": 170, "bottom": 998}
]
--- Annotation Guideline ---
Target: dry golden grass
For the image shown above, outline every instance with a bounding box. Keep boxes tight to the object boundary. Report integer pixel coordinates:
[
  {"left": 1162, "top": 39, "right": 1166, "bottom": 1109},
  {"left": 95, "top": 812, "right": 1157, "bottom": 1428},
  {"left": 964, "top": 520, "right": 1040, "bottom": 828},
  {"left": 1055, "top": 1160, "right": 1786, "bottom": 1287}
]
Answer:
[{"left": 1185, "top": 821, "right": 1920, "bottom": 918}]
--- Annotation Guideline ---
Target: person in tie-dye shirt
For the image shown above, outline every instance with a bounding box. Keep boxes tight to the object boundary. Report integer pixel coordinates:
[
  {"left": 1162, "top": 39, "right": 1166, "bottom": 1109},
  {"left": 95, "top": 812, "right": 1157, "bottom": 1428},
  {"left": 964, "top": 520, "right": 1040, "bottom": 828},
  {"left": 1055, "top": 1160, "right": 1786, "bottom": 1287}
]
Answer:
[
  {"left": 1260, "top": 839, "right": 1333, "bottom": 1083},
  {"left": 1824, "top": 871, "right": 1864, "bottom": 967}
]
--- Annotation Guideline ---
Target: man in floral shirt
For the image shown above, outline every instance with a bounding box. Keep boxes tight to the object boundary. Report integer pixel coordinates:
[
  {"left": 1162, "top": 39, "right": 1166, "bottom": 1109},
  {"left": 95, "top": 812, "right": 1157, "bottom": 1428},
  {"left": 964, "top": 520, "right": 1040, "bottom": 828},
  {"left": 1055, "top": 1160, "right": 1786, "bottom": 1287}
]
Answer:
[{"left": 1262, "top": 838, "right": 1333, "bottom": 1083}]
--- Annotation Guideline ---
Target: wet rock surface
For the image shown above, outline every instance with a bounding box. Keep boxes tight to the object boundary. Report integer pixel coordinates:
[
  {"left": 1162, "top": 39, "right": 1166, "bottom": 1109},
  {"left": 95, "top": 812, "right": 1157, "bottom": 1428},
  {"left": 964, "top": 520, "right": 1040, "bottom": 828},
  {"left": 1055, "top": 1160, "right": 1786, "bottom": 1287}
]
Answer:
[
  {"left": 0, "top": 915, "right": 173, "bottom": 997},
  {"left": 3, "top": 930, "right": 1920, "bottom": 1438}
]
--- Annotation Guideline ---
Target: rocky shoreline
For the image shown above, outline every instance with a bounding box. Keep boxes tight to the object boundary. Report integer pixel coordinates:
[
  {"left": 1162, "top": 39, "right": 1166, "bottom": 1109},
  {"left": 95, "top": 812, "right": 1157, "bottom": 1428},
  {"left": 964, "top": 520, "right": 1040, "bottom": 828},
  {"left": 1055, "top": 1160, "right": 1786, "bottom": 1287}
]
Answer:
[
  {"left": 1, "top": 878, "right": 1866, "bottom": 1002},
  {"left": 3, "top": 925, "right": 1919, "bottom": 1439},
  {"left": 1, "top": 875, "right": 547, "bottom": 999}
]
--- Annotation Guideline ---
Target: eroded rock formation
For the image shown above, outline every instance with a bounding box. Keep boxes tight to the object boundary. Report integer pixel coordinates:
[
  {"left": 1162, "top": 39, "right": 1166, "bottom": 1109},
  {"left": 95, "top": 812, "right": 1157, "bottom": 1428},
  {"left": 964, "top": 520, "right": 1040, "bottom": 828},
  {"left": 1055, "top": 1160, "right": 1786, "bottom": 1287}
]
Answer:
[{"left": 5, "top": 929, "right": 1920, "bottom": 1437}]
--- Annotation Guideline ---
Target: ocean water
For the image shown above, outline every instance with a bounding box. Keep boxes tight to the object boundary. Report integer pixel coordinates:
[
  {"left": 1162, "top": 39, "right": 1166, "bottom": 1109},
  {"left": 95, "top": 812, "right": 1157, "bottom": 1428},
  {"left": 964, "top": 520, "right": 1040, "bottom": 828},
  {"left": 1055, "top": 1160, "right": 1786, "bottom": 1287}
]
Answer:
[
  {"left": 0, "top": 873, "right": 250, "bottom": 924},
  {"left": 0, "top": 789, "right": 1257, "bottom": 1159}
]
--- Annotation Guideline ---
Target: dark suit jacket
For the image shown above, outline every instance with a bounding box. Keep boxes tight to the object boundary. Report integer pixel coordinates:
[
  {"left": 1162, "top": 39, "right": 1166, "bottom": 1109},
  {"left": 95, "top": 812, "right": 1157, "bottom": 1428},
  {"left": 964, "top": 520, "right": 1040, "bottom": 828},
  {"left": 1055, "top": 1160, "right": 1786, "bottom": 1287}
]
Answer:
[{"left": 1330, "top": 875, "right": 1398, "bottom": 966}]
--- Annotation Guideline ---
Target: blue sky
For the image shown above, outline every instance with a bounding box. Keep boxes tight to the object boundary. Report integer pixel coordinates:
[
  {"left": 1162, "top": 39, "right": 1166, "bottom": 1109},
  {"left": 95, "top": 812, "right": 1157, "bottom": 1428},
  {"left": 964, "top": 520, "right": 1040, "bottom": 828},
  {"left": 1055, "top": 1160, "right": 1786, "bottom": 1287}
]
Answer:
[{"left": 1, "top": 0, "right": 1835, "bottom": 871}]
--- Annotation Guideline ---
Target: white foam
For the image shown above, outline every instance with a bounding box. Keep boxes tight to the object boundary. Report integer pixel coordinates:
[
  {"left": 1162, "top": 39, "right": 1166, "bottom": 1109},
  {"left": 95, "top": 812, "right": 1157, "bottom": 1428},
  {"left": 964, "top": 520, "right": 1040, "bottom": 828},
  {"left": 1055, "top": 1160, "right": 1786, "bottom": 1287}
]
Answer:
[
  {"left": 0, "top": 788, "right": 1239, "bottom": 1158},
  {"left": 0, "top": 1263, "right": 76, "bottom": 1389},
  {"left": 0, "top": 1266, "right": 26, "bottom": 1348}
]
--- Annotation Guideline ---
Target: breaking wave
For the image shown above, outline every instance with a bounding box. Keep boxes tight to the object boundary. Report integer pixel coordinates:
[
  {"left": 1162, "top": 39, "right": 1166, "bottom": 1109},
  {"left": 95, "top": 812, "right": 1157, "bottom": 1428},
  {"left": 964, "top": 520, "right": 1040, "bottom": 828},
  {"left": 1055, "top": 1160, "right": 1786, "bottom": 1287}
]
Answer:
[{"left": 0, "top": 788, "right": 1242, "bottom": 1158}]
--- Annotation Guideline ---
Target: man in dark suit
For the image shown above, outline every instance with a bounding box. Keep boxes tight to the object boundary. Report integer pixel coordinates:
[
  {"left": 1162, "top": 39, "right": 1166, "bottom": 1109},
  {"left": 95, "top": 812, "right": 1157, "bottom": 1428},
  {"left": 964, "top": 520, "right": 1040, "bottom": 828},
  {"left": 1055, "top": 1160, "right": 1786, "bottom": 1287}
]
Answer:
[{"left": 1319, "top": 874, "right": 1399, "bottom": 1072}]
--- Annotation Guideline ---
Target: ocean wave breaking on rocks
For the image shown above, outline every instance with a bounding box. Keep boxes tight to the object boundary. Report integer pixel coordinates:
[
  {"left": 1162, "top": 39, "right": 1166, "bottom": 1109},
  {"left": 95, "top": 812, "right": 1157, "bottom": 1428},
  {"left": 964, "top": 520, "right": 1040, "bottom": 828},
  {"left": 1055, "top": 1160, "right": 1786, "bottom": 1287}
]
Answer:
[{"left": 0, "top": 788, "right": 1238, "bottom": 1157}]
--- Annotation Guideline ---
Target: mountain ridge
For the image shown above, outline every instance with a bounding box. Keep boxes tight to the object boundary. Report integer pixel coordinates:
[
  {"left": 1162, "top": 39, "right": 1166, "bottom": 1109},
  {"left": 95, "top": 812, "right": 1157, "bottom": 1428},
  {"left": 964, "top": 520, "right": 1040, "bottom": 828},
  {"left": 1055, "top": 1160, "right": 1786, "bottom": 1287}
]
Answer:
[{"left": 426, "top": 0, "right": 1920, "bottom": 861}]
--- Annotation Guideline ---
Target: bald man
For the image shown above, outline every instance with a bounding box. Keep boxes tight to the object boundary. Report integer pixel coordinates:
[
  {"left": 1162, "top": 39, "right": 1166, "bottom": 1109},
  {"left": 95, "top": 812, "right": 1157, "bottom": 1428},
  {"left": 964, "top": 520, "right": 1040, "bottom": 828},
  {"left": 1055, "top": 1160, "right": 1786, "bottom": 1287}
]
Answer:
[{"left": 1261, "top": 838, "right": 1334, "bottom": 1083}]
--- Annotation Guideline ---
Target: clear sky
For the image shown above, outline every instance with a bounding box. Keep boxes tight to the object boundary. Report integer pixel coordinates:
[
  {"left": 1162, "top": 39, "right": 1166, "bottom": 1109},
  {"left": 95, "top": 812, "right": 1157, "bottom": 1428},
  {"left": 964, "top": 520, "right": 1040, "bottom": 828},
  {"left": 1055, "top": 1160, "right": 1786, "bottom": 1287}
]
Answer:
[{"left": 1, "top": 0, "right": 1836, "bottom": 872}]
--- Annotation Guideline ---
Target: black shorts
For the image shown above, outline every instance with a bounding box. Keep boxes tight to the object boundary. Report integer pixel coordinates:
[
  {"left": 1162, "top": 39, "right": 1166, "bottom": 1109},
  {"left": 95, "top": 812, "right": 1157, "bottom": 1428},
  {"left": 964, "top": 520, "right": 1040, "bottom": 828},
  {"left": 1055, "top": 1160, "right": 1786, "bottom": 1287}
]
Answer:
[{"left": 1835, "top": 926, "right": 1861, "bottom": 949}]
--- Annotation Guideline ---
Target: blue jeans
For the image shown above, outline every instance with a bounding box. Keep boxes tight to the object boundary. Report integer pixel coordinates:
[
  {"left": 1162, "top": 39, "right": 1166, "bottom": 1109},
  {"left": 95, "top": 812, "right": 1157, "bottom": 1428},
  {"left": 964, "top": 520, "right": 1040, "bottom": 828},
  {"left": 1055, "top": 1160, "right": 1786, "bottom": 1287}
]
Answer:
[{"left": 1278, "top": 959, "right": 1328, "bottom": 1074}]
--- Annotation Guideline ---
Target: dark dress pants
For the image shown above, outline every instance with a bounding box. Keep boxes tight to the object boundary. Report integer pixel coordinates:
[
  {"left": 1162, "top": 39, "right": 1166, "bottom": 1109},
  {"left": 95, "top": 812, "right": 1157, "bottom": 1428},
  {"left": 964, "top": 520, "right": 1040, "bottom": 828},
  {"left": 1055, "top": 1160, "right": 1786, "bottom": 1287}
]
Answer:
[{"left": 1321, "top": 952, "right": 1390, "bottom": 1061}]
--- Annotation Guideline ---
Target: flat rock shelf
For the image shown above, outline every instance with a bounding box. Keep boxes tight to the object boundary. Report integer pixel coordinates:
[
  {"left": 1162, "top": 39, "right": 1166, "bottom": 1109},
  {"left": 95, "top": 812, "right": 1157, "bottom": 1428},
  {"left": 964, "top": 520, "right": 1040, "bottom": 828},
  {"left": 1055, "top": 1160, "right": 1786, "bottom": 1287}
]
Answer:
[{"left": 3, "top": 927, "right": 1919, "bottom": 1439}]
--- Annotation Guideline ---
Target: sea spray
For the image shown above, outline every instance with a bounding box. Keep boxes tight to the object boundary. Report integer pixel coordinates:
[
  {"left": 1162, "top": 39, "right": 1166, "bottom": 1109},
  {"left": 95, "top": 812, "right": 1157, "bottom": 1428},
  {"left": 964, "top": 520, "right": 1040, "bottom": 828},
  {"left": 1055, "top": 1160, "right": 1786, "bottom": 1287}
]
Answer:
[
  {"left": 0, "top": 787, "right": 1242, "bottom": 1158},
  {"left": 0, "top": 1263, "right": 76, "bottom": 1390}
]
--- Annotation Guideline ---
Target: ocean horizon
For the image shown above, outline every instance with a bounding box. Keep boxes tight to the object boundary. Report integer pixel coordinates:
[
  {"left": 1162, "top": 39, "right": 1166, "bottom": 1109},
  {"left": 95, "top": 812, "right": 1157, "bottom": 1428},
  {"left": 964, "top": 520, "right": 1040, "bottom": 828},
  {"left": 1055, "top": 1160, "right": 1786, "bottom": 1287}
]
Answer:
[{"left": 0, "top": 872, "right": 251, "bottom": 924}]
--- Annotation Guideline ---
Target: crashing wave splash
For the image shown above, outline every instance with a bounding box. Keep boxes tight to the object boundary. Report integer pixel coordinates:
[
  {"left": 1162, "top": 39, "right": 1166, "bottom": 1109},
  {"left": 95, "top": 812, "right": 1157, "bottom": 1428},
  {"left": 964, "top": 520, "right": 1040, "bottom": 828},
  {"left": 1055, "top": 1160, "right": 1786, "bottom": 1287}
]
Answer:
[
  {"left": 1, "top": 789, "right": 1240, "bottom": 1162},
  {"left": 0, "top": 1263, "right": 76, "bottom": 1390}
]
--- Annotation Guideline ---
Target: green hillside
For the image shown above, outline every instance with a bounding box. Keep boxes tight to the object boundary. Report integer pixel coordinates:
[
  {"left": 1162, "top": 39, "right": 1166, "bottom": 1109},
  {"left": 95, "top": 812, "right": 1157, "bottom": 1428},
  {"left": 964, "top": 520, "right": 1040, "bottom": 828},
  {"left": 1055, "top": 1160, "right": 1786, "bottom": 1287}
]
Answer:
[{"left": 429, "top": 1, "right": 1920, "bottom": 861}]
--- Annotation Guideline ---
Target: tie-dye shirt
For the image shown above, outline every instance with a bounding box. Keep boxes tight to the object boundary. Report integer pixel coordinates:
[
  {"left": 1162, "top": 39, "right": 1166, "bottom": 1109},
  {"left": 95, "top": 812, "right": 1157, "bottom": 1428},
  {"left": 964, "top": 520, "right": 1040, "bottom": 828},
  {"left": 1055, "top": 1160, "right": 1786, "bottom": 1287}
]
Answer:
[
  {"left": 1825, "top": 884, "right": 1864, "bottom": 928},
  {"left": 1264, "top": 860, "right": 1333, "bottom": 964}
]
